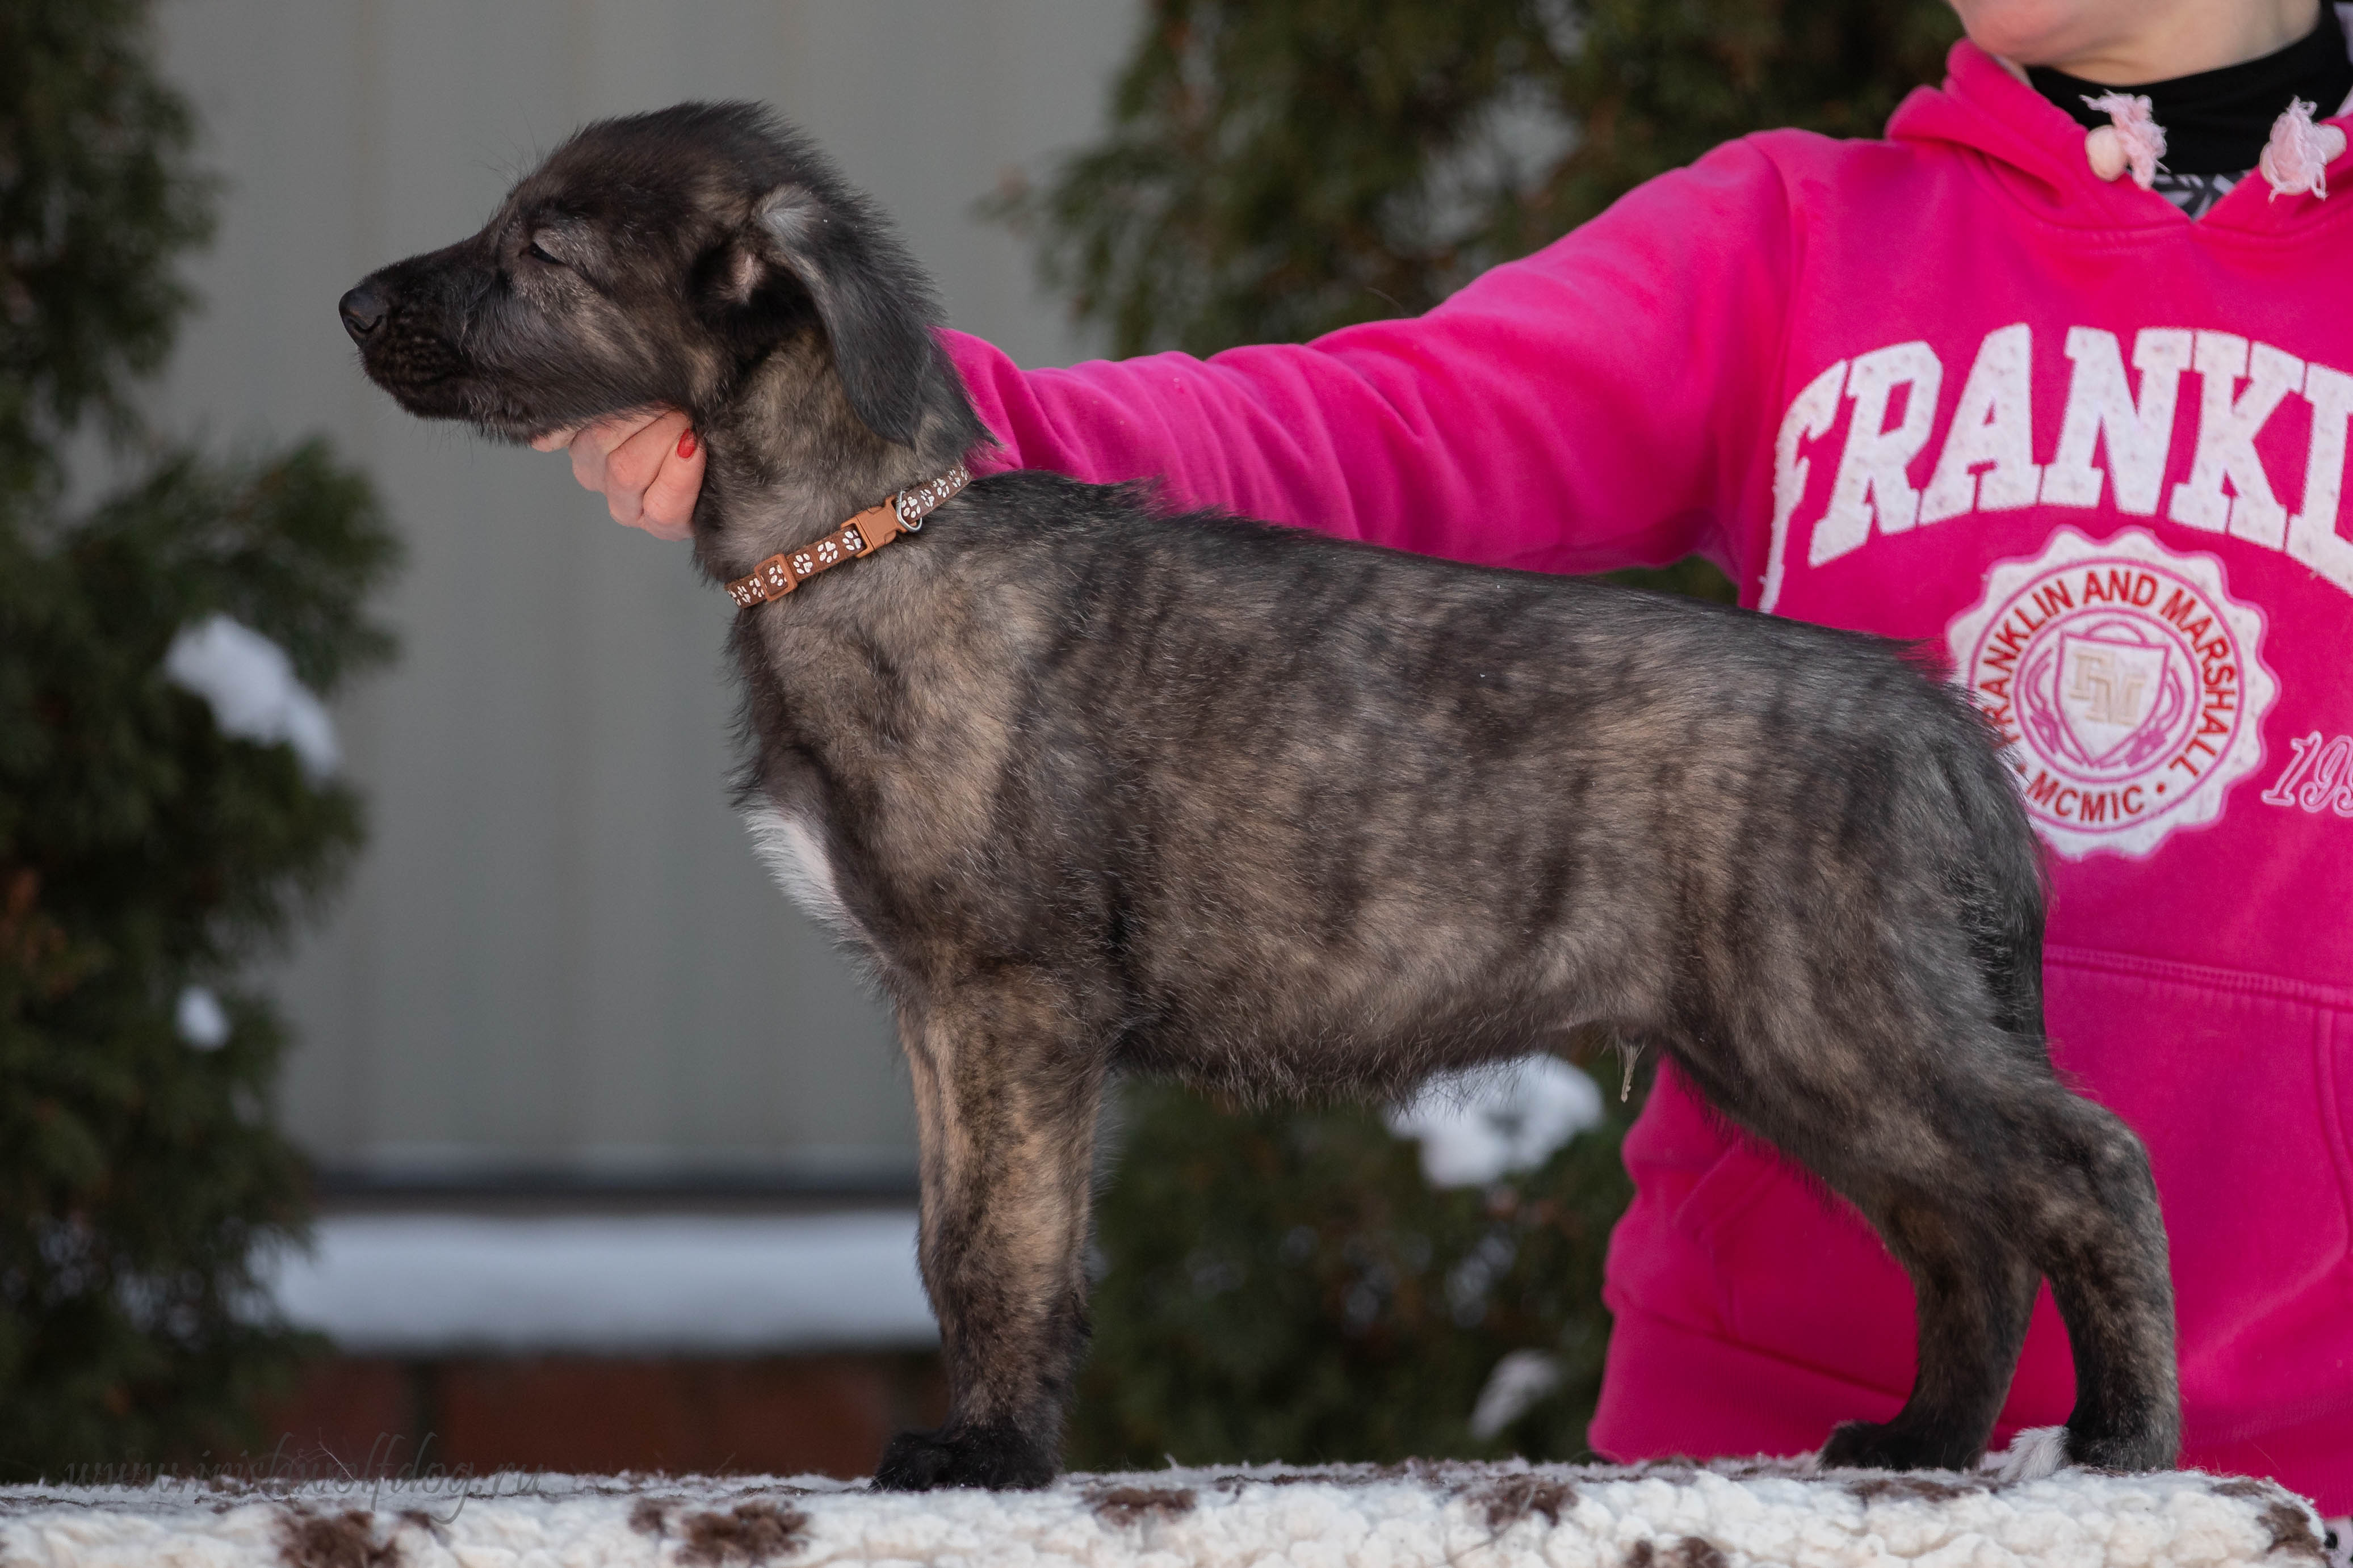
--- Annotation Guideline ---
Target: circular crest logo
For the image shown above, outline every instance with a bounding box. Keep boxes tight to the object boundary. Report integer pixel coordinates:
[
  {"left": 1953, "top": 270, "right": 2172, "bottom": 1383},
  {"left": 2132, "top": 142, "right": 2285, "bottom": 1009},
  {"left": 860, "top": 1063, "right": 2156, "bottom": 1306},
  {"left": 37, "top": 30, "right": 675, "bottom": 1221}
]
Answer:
[{"left": 1945, "top": 528, "right": 2275, "bottom": 859}]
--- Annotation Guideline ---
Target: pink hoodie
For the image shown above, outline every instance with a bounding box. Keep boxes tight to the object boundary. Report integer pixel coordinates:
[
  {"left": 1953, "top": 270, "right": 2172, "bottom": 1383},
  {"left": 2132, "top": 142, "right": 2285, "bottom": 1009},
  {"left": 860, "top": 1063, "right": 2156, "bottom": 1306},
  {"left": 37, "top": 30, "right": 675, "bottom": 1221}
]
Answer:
[{"left": 944, "top": 41, "right": 2353, "bottom": 1510}]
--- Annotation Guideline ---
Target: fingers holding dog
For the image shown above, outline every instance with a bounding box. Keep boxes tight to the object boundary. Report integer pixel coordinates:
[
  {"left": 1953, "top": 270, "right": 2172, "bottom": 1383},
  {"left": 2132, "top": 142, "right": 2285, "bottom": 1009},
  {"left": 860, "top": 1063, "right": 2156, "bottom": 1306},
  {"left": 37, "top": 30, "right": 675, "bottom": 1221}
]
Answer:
[{"left": 539, "top": 407, "right": 704, "bottom": 539}]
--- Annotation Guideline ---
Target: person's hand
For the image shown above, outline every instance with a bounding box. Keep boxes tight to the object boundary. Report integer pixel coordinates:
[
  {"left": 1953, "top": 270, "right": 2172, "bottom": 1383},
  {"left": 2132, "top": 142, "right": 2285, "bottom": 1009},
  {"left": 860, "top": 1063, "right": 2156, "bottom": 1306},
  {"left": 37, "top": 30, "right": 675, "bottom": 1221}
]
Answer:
[{"left": 532, "top": 408, "right": 706, "bottom": 540}]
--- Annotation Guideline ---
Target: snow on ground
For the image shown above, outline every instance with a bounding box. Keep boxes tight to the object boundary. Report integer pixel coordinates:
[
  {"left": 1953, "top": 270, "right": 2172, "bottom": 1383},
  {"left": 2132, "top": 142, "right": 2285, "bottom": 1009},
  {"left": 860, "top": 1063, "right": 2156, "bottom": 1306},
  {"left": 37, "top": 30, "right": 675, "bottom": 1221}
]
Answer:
[
  {"left": 0, "top": 1458, "right": 2329, "bottom": 1568},
  {"left": 268, "top": 1056, "right": 1611, "bottom": 1357},
  {"left": 263, "top": 1211, "right": 935, "bottom": 1354}
]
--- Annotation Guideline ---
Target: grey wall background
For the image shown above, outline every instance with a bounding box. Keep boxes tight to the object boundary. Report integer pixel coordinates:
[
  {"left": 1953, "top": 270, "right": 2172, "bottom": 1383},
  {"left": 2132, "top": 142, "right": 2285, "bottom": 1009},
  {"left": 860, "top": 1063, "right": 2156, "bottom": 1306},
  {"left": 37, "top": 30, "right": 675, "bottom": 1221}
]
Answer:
[{"left": 148, "top": 1, "right": 1138, "bottom": 1186}]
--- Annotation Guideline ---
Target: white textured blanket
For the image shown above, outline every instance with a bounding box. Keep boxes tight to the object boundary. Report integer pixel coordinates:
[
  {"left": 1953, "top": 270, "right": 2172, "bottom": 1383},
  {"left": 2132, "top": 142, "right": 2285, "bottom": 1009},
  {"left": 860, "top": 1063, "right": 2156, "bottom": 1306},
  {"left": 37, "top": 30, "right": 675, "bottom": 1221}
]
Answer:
[{"left": 0, "top": 1459, "right": 2333, "bottom": 1568}]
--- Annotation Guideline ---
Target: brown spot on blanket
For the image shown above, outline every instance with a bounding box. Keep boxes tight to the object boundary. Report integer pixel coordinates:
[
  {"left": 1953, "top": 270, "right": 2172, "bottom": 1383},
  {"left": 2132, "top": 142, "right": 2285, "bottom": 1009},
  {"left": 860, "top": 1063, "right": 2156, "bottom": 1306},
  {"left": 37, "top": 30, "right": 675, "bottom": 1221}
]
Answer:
[
  {"left": 2255, "top": 1500, "right": 2327, "bottom": 1563},
  {"left": 276, "top": 1508, "right": 399, "bottom": 1568},
  {"left": 677, "top": 1499, "right": 810, "bottom": 1565},
  {"left": 1624, "top": 1536, "right": 1730, "bottom": 1568},
  {"left": 1846, "top": 1473, "right": 1991, "bottom": 1504},
  {"left": 1472, "top": 1473, "right": 1577, "bottom": 1530},
  {"left": 1087, "top": 1484, "right": 1197, "bottom": 1527}
]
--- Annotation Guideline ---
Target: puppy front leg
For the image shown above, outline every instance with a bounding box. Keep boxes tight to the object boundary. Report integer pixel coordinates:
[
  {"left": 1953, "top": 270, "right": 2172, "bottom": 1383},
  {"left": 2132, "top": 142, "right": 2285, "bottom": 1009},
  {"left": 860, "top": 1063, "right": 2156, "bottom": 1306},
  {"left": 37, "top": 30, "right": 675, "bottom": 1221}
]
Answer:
[{"left": 874, "top": 979, "right": 1103, "bottom": 1491}]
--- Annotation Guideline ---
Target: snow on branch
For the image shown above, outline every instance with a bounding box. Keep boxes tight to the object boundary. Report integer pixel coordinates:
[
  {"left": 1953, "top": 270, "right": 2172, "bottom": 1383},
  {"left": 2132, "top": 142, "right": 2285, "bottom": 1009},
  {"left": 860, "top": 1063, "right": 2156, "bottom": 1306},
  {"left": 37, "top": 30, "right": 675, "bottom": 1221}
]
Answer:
[{"left": 163, "top": 615, "right": 340, "bottom": 780}]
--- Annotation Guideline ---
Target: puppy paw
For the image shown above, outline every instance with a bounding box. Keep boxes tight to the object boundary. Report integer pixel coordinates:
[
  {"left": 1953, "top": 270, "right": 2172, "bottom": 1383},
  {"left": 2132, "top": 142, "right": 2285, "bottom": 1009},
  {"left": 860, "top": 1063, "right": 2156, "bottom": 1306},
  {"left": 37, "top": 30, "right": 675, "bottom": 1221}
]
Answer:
[
  {"left": 873, "top": 1423, "right": 1055, "bottom": 1491},
  {"left": 1818, "top": 1418, "right": 1982, "bottom": 1473},
  {"left": 2059, "top": 1419, "right": 2177, "bottom": 1474}
]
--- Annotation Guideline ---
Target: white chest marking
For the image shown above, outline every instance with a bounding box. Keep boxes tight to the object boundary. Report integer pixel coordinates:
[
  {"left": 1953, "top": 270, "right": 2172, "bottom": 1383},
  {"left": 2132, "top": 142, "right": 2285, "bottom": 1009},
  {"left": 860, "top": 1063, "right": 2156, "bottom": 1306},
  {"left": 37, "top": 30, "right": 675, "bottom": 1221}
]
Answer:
[{"left": 744, "top": 805, "right": 855, "bottom": 934}]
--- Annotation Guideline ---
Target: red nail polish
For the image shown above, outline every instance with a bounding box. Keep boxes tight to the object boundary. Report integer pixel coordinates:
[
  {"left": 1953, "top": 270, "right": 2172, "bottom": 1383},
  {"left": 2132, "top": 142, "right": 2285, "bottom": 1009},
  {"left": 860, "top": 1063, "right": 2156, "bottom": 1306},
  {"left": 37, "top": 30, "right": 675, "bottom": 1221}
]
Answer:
[{"left": 677, "top": 430, "right": 698, "bottom": 460}]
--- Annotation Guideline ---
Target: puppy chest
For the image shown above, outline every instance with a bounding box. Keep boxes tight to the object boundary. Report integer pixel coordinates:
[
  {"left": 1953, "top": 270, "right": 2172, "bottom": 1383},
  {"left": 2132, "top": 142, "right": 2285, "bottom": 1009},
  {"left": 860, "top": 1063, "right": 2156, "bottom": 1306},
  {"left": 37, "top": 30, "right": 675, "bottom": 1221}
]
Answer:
[{"left": 743, "top": 804, "right": 856, "bottom": 935}]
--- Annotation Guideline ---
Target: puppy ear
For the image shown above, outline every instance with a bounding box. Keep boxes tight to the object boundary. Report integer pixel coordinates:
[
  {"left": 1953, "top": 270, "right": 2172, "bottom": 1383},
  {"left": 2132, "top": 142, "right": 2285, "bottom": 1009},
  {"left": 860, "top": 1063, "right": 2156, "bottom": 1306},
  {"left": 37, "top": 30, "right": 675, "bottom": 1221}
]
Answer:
[{"left": 736, "top": 184, "right": 937, "bottom": 449}]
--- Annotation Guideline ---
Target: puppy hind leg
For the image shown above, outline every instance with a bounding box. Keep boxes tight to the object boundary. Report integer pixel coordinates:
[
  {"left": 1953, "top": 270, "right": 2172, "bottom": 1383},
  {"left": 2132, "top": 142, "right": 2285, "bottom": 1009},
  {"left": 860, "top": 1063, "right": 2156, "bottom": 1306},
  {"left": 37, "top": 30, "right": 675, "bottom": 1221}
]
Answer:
[
  {"left": 2029, "top": 1096, "right": 2180, "bottom": 1472},
  {"left": 1818, "top": 1201, "right": 2039, "bottom": 1473},
  {"left": 876, "top": 979, "right": 1105, "bottom": 1491},
  {"left": 1664, "top": 1027, "right": 2036, "bottom": 1474}
]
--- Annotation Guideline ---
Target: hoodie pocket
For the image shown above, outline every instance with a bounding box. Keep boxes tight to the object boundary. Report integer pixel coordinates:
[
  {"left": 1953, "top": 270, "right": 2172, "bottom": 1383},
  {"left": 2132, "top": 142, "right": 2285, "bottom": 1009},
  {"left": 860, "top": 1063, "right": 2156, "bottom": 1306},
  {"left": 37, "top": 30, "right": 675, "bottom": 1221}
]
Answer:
[
  {"left": 2040, "top": 946, "right": 2353, "bottom": 1441},
  {"left": 1628, "top": 947, "right": 2353, "bottom": 1434}
]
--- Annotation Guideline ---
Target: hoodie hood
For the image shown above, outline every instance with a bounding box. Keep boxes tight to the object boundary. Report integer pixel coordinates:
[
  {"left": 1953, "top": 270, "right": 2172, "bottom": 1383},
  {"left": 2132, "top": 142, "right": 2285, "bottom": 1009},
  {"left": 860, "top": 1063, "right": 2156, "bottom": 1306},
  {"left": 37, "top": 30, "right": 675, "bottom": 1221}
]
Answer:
[{"left": 1889, "top": 39, "right": 2353, "bottom": 234}]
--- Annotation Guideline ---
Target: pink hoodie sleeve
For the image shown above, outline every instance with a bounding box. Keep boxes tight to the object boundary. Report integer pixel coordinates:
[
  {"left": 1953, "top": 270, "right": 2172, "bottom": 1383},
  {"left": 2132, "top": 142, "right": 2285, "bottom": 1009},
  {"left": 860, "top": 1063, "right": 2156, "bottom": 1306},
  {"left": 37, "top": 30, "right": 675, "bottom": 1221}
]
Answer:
[{"left": 947, "top": 137, "right": 1796, "bottom": 581}]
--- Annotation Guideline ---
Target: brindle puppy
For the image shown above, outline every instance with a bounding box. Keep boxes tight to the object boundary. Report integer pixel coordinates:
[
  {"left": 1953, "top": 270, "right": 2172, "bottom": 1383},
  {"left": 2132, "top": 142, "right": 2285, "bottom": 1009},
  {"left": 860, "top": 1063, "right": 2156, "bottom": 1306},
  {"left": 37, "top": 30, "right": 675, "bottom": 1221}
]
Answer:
[{"left": 340, "top": 103, "right": 2179, "bottom": 1490}]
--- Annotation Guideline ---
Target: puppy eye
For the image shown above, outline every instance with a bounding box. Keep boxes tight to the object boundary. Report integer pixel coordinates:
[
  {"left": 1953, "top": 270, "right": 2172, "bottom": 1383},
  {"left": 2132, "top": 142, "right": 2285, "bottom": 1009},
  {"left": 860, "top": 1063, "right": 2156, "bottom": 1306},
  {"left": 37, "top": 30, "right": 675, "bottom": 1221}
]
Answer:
[{"left": 526, "top": 235, "right": 565, "bottom": 266}]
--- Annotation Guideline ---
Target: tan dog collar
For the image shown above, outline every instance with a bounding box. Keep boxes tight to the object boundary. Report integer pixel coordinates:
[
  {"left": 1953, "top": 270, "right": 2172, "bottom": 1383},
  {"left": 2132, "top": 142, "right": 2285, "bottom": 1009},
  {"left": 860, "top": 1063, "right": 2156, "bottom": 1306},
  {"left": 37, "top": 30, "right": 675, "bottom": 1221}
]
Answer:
[{"left": 724, "top": 463, "right": 970, "bottom": 608}]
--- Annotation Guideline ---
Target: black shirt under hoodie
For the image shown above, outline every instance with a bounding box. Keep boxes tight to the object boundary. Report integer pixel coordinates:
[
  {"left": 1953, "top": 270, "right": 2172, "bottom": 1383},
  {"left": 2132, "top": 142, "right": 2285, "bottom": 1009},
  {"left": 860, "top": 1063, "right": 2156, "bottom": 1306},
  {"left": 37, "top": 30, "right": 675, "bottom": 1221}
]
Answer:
[{"left": 2028, "top": 3, "right": 2353, "bottom": 217}]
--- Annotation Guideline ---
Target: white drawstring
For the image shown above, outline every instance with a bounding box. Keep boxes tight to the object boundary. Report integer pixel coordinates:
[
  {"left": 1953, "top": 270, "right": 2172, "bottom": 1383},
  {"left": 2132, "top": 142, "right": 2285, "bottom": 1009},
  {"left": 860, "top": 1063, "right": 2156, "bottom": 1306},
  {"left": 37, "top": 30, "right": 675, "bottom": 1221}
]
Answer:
[
  {"left": 2083, "top": 92, "right": 2166, "bottom": 189},
  {"left": 2259, "top": 96, "right": 2348, "bottom": 198},
  {"left": 2079, "top": 90, "right": 2347, "bottom": 202}
]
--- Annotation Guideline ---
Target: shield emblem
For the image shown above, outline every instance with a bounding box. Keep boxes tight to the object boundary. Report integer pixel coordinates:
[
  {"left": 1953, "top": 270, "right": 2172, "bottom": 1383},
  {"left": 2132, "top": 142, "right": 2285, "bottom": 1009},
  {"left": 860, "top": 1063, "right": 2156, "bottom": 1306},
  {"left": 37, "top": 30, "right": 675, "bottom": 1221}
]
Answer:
[{"left": 2057, "top": 632, "right": 2171, "bottom": 766}]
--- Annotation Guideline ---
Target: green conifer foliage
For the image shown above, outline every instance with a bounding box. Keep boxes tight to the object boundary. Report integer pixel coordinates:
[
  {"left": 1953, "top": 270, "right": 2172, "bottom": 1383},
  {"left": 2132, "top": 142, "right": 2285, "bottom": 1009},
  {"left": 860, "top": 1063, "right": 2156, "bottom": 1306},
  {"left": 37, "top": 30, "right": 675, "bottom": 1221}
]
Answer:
[
  {"left": 0, "top": 0, "right": 212, "bottom": 502},
  {"left": 1006, "top": 0, "right": 1958, "bottom": 358},
  {"left": 0, "top": 0, "right": 397, "bottom": 1478},
  {"left": 1018, "top": 0, "right": 1959, "bottom": 1465}
]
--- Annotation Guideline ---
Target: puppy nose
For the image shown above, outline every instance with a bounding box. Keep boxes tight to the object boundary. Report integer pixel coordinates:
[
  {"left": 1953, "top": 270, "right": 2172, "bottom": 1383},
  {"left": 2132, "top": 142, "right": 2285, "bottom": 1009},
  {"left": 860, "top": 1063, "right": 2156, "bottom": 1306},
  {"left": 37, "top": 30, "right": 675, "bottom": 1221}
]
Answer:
[{"left": 338, "top": 284, "right": 387, "bottom": 341}]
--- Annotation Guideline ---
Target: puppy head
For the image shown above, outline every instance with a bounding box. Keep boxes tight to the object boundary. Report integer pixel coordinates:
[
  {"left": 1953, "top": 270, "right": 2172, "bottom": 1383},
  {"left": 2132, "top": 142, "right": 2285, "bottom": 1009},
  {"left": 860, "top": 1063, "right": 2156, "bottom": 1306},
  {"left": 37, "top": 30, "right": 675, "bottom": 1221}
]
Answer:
[{"left": 340, "top": 101, "right": 980, "bottom": 465}]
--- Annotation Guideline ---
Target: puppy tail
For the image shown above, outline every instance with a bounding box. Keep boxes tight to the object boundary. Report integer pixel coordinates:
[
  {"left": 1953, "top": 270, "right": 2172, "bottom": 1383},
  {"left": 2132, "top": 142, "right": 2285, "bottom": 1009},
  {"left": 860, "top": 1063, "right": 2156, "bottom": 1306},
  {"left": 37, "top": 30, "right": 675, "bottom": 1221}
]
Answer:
[
  {"left": 1979, "top": 806, "right": 2048, "bottom": 1045},
  {"left": 1935, "top": 689, "right": 2049, "bottom": 1046}
]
